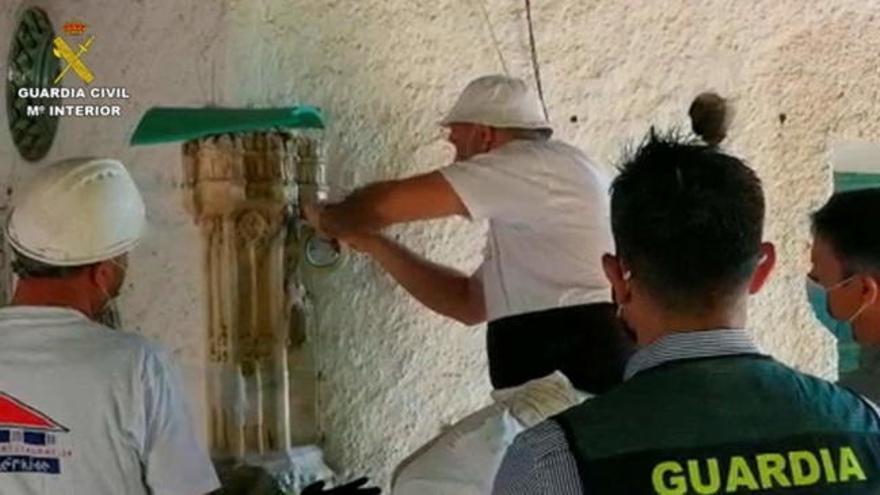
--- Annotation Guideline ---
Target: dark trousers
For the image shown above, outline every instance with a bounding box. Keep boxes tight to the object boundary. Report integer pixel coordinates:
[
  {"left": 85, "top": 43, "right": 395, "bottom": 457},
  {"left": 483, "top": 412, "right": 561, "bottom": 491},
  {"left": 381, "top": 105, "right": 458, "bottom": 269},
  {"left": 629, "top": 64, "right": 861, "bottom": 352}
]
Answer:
[{"left": 487, "top": 303, "right": 636, "bottom": 395}]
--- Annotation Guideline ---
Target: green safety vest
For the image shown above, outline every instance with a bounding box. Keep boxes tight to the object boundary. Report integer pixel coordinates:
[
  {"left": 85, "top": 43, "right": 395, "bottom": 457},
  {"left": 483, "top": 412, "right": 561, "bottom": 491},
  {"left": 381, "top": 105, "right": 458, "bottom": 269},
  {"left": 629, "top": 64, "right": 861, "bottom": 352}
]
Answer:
[{"left": 553, "top": 354, "right": 880, "bottom": 494}]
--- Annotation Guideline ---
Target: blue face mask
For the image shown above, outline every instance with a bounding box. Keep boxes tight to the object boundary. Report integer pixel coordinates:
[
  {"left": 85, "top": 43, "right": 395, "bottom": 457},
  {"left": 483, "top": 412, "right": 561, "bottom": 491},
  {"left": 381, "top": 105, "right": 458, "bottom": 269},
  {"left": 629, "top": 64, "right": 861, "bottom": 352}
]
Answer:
[{"left": 806, "top": 277, "right": 860, "bottom": 373}]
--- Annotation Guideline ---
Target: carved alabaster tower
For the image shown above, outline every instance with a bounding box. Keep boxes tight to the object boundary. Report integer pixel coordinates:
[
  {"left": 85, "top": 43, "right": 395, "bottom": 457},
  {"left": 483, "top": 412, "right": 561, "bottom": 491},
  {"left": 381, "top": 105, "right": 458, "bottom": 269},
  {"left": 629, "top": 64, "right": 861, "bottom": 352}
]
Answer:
[{"left": 181, "top": 132, "right": 324, "bottom": 460}]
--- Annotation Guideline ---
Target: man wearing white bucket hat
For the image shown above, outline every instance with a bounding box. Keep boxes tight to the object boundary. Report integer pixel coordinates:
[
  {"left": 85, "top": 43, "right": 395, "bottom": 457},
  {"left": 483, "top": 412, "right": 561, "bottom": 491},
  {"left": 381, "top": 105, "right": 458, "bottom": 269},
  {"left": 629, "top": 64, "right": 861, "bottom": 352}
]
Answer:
[
  {"left": 305, "top": 75, "right": 633, "bottom": 494},
  {"left": 0, "top": 158, "right": 219, "bottom": 495}
]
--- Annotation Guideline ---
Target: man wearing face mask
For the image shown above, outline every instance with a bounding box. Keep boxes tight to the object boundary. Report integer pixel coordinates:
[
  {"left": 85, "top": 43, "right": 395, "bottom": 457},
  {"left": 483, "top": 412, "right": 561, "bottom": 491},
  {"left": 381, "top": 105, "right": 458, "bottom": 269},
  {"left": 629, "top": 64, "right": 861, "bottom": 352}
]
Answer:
[
  {"left": 808, "top": 188, "right": 880, "bottom": 401},
  {"left": 304, "top": 75, "right": 634, "bottom": 494},
  {"left": 0, "top": 158, "right": 219, "bottom": 495},
  {"left": 494, "top": 132, "right": 880, "bottom": 494}
]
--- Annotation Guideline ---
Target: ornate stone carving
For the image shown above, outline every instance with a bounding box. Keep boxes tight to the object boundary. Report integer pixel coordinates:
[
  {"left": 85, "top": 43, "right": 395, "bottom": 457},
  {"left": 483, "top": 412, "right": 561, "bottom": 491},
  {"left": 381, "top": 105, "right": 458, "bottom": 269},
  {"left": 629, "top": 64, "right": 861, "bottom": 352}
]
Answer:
[{"left": 182, "top": 132, "right": 322, "bottom": 461}]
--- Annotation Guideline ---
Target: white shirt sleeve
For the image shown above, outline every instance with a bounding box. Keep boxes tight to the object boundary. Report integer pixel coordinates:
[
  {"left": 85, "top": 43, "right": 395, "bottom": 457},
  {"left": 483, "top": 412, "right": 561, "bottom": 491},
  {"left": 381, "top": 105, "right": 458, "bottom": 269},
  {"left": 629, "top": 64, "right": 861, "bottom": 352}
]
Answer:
[
  {"left": 141, "top": 346, "right": 220, "bottom": 495},
  {"left": 440, "top": 146, "right": 546, "bottom": 221}
]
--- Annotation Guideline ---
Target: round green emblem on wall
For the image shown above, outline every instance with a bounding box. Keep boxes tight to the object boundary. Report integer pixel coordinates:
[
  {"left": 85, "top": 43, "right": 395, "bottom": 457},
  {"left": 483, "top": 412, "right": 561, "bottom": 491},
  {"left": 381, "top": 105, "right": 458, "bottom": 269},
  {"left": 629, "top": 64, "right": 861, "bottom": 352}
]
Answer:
[{"left": 6, "top": 7, "right": 60, "bottom": 162}]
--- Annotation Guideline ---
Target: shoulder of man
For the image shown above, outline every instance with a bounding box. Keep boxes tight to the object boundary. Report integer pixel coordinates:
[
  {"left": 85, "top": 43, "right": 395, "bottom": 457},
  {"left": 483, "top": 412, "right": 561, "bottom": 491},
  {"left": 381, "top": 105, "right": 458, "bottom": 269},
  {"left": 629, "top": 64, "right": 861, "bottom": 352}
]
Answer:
[
  {"left": 531, "top": 139, "right": 612, "bottom": 184},
  {"left": 732, "top": 358, "right": 880, "bottom": 427},
  {"left": 91, "top": 320, "right": 161, "bottom": 347},
  {"left": 494, "top": 419, "right": 582, "bottom": 494},
  {"left": 515, "top": 418, "right": 574, "bottom": 458},
  {"left": 77, "top": 321, "right": 172, "bottom": 370},
  {"left": 473, "top": 139, "right": 592, "bottom": 173}
]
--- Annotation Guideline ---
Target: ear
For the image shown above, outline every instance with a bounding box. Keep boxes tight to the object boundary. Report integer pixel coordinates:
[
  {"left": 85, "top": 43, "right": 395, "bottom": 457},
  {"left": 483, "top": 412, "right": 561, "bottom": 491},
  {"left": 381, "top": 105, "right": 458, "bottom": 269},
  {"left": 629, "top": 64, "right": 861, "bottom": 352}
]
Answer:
[
  {"left": 861, "top": 274, "right": 879, "bottom": 307},
  {"left": 602, "top": 253, "right": 632, "bottom": 305},
  {"left": 480, "top": 126, "right": 496, "bottom": 150},
  {"left": 89, "top": 260, "right": 117, "bottom": 294},
  {"left": 748, "top": 242, "right": 776, "bottom": 294}
]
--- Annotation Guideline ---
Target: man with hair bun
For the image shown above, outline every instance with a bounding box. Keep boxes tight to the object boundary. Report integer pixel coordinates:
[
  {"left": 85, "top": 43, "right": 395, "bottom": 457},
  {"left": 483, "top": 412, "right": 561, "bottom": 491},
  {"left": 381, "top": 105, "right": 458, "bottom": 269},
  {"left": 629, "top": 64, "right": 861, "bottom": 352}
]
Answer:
[{"left": 493, "top": 132, "right": 880, "bottom": 495}]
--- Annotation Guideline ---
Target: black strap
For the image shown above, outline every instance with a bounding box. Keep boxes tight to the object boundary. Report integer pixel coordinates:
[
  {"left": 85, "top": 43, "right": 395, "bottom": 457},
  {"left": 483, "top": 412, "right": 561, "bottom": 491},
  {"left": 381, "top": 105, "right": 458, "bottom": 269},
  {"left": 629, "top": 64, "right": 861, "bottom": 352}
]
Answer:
[{"left": 486, "top": 303, "right": 635, "bottom": 394}]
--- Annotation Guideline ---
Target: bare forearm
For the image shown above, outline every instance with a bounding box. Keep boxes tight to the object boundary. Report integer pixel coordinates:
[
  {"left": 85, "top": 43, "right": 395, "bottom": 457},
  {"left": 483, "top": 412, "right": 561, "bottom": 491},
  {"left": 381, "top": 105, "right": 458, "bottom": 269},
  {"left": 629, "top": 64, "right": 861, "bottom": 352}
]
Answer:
[
  {"left": 360, "top": 235, "right": 486, "bottom": 325},
  {"left": 324, "top": 183, "right": 396, "bottom": 234},
  {"left": 319, "top": 172, "right": 468, "bottom": 236}
]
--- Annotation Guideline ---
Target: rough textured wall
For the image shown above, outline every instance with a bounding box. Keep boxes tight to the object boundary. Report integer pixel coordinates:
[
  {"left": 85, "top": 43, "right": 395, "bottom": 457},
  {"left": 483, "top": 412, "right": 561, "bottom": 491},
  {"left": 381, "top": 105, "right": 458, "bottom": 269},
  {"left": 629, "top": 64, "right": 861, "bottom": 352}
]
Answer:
[
  {"left": 225, "top": 0, "right": 880, "bottom": 486},
  {"left": 223, "top": 0, "right": 498, "bottom": 483},
  {"left": 3, "top": 0, "right": 880, "bottom": 489}
]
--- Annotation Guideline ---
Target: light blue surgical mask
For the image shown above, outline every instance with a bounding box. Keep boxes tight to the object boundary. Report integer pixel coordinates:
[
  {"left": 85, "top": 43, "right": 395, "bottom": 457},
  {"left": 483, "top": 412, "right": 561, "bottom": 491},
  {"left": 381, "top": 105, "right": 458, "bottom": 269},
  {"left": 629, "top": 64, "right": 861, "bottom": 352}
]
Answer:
[{"left": 806, "top": 277, "right": 860, "bottom": 373}]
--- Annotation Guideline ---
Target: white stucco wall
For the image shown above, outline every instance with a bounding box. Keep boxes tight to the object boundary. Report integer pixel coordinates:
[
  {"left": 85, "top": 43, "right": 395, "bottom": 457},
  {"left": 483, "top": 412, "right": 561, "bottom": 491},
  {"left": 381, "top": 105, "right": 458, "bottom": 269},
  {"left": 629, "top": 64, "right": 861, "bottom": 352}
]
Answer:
[
  {"left": 3, "top": 0, "right": 880, "bottom": 489},
  {"left": 831, "top": 141, "right": 880, "bottom": 173}
]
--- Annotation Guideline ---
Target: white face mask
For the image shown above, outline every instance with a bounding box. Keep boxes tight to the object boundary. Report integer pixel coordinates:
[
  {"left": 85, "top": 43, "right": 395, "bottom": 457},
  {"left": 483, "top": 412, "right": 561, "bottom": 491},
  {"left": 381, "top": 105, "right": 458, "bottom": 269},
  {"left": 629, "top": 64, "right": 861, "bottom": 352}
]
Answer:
[
  {"left": 96, "top": 297, "right": 121, "bottom": 330},
  {"left": 95, "top": 258, "right": 126, "bottom": 330}
]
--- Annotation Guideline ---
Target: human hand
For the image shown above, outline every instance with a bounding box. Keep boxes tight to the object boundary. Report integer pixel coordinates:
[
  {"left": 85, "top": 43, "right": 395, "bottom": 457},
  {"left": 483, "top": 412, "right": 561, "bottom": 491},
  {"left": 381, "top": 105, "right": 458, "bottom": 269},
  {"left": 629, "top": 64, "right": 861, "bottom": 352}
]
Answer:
[
  {"left": 301, "top": 477, "right": 381, "bottom": 495},
  {"left": 302, "top": 202, "right": 330, "bottom": 237},
  {"left": 303, "top": 201, "right": 358, "bottom": 241}
]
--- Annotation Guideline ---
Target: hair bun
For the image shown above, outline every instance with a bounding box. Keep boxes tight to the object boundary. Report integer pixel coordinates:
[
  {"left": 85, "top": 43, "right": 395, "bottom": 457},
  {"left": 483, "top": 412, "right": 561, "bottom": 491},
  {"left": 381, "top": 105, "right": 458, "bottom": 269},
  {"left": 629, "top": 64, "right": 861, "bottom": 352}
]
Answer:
[{"left": 689, "top": 92, "right": 730, "bottom": 146}]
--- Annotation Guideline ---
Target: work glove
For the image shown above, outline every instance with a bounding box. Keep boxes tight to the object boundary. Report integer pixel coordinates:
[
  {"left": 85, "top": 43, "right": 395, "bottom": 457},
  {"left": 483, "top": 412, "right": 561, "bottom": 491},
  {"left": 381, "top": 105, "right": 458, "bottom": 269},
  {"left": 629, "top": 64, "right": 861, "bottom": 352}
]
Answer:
[{"left": 301, "top": 477, "right": 381, "bottom": 495}]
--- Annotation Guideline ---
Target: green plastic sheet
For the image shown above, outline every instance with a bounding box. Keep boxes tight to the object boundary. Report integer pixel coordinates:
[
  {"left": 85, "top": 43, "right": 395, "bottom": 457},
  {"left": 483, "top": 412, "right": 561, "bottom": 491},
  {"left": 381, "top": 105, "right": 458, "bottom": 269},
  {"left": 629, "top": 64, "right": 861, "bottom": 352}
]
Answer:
[
  {"left": 834, "top": 172, "right": 880, "bottom": 192},
  {"left": 130, "top": 106, "right": 325, "bottom": 145}
]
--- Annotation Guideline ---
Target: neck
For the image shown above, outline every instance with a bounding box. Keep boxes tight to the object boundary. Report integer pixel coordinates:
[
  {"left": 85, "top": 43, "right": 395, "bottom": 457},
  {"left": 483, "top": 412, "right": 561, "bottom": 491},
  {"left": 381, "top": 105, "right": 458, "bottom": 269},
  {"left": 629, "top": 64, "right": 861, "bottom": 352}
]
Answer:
[
  {"left": 12, "top": 278, "right": 101, "bottom": 319},
  {"left": 635, "top": 298, "right": 748, "bottom": 346},
  {"left": 855, "top": 308, "right": 880, "bottom": 346},
  {"left": 490, "top": 129, "right": 521, "bottom": 150}
]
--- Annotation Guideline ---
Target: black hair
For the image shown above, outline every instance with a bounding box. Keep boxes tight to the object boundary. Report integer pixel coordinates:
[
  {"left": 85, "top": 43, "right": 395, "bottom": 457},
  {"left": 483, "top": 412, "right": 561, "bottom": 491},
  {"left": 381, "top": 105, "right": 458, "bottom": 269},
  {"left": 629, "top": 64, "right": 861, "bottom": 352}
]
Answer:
[
  {"left": 812, "top": 188, "right": 880, "bottom": 274},
  {"left": 610, "top": 130, "right": 765, "bottom": 310},
  {"left": 11, "top": 251, "right": 89, "bottom": 279},
  {"left": 689, "top": 92, "right": 729, "bottom": 146}
]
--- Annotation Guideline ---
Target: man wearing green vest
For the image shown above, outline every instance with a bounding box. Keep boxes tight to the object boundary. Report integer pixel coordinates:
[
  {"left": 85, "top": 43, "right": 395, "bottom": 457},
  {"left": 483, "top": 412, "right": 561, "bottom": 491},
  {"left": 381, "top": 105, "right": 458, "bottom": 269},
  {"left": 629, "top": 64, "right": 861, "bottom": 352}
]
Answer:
[{"left": 492, "top": 132, "right": 880, "bottom": 494}]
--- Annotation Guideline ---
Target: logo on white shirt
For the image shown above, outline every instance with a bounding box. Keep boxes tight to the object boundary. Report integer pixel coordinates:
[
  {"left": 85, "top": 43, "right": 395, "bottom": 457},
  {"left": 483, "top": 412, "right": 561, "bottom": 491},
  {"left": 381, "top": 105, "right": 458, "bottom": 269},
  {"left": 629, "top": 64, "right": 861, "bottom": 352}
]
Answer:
[{"left": 0, "top": 392, "right": 71, "bottom": 474}]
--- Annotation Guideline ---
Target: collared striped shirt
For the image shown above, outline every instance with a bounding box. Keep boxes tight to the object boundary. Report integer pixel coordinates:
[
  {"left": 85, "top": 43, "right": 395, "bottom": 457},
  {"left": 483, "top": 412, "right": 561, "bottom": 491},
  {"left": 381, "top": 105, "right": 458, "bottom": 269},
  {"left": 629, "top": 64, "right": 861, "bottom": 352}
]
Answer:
[{"left": 492, "top": 328, "right": 772, "bottom": 495}]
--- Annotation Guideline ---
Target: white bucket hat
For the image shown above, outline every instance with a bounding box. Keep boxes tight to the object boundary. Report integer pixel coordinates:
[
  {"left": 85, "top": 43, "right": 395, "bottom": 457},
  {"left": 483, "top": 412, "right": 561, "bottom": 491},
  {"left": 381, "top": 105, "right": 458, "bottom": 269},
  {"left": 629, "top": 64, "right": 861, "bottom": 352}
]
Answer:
[
  {"left": 7, "top": 157, "right": 146, "bottom": 266},
  {"left": 440, "top": 75, "right": 551, "bottom": 130}
]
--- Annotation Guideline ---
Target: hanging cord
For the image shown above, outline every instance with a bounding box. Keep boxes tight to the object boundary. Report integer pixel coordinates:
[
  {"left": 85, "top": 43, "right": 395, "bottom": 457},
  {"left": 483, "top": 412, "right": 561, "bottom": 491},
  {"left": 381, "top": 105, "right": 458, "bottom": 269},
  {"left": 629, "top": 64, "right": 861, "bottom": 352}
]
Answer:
[
  {"left": 478, "top": 0, "right": 510, "bottom": 75},
  {"left": 524, "top": 0, "right": 549, "bottom": 121}
]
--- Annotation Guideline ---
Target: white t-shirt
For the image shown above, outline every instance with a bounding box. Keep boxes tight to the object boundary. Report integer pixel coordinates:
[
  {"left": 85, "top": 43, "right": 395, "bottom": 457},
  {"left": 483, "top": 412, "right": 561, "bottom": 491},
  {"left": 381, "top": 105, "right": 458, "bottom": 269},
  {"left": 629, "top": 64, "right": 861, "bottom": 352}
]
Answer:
[
  {"left": 0, "top": 306, "right": 219, "bottom": 495},
  {"left": 441, "top": 139, "right": 614, "bottom": 321}
]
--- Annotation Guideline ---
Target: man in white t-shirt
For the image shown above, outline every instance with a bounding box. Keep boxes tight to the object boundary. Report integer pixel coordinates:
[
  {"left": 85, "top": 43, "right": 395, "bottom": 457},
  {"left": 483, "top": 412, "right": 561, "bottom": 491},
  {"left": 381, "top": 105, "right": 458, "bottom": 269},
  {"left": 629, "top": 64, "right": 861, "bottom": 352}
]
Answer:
[
  {"left": 0, "top": 158, "right": 219, "bottom": 495},
  {"left": 305, "top": 75, "right": 634, "bottom": 493}
]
